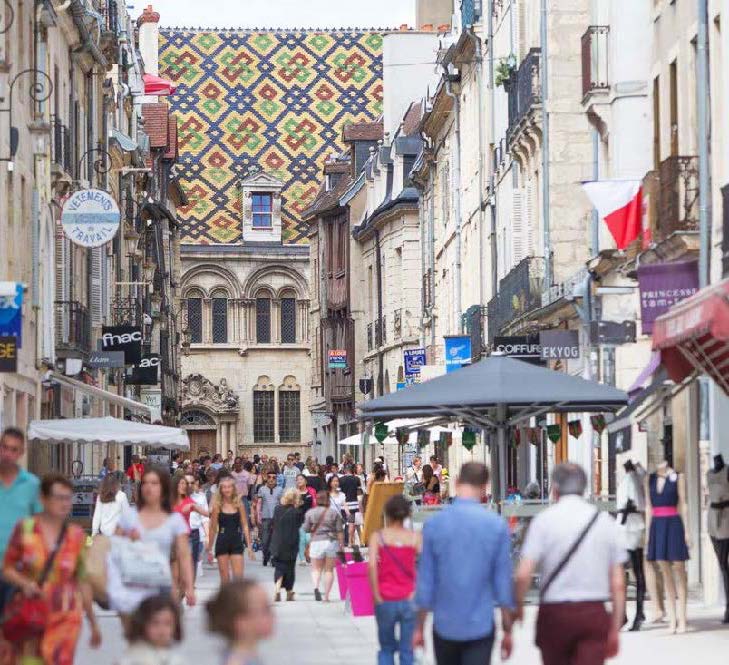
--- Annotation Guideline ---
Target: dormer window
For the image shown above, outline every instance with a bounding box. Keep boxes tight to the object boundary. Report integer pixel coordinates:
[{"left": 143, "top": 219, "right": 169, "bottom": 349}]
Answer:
[{"left": 252, "top": 192, "right": 273, "bottom": 228}]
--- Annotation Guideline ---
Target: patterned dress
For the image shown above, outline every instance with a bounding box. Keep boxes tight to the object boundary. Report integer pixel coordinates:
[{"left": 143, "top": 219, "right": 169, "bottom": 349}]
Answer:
[{"left": 3, "top": 518, "right": 87, "bottom": 665}]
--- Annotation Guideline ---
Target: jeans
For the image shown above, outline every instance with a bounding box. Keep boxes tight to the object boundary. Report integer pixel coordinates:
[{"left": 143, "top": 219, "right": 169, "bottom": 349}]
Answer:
[
  {"left": 375, "top": 600, "right": 415, "bottom": 665},
  {"left": 189, "top": 529, "right": 201, "bottom": 579},
  {"left": 433, "top": 630, "right": 494, "bottom": 665},
  {"left": 261, "top": 518, "right": 274, "bottom": 563},
  {"left": 298, "top": 525, "right": 310, "bottom": 562}
]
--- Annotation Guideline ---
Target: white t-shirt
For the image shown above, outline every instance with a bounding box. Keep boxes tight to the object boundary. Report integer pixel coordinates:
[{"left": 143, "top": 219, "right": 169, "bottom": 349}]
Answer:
[
  {"left": 189, "top": 491, "right": 209, "bottom": 531},
  {"left": 521, "top": 495, "right": 627, "bottom": 603},
  {"left": 92, "top": 490, "right": 130, "bottom": 536},
  {"left": 117, "top": 508, "right": 188, "bottom": 560}
]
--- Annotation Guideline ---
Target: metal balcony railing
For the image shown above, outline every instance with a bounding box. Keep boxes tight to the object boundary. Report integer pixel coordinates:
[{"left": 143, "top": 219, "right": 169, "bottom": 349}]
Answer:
[
  {"left": 367, "top": 322, "right": 374, "bottom": 352},
  {"left": 506, "top": 49, "right": 542, "bottom": 142},
  {"left": 111, "top": 297, "right": 143, "bottom": 326},
  {"left": 51, "top": 117, "right": 72, "bottom": 175},
  {"left": 54, "top": 301, "right": 91, "bottom": 354},
  {"left": 657, "top": 155, "right": 699, "bottom": 238},
  {"left": 581, "top": 26, "right": 609, "bottom": 99}
]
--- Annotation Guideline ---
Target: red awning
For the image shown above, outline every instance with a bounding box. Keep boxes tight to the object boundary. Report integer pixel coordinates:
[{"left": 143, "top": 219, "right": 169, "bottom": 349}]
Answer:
[
  {"left": 143, "top": 73, "right": 177, "bottom": 96},
  {"left": 652, "top": 278, "right": 729, "bottom": 393}
]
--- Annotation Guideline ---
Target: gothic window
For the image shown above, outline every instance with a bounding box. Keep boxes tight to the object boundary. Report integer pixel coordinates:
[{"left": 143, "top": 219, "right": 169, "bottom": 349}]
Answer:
[
  {"left": 253, "top": 390, "right": 275, "bottom": 442},
  {"left": 280, "top": 297, "right": 297, "bottom": 343},
  {"left": 181, "top": 410, "right": 215, "bottom": 427},
  {"left": 278, "top": 390, "right": 301, "bottom": 443},
  {"left": 187, "top": 297, "right": 202, "bottom": 343},
  {"left": 212, "top": 295, "right": 228, "bottom": 344},
  {"left": 252, "top": 192, "right": 273, "bottom": 228},
  {"left": 256, "top": 297, "right": 271, "bottom": 343}
]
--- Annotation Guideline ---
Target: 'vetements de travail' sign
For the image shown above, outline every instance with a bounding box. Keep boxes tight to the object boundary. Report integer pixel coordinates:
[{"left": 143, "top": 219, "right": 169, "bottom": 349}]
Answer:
[{"left": 61, "top": 189, "right": 120, "bottom": 247}]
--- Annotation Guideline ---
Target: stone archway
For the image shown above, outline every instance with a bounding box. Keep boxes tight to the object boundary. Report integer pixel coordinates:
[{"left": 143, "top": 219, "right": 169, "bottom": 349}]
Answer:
[{"left": 181, "top": 374, "right": 240, "bottom": 456}]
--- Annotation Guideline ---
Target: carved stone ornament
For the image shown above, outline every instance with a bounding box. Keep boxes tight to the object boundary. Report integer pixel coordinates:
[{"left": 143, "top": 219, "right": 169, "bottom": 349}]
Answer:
[{"left": 181, "top": 373, "right": 239, "bottom": 413}]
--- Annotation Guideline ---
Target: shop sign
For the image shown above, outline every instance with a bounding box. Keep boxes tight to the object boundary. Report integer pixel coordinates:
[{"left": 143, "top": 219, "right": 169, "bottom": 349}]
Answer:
[
  {"left": 404, "top": 348, "right": 426, "bottom": 380},
  {"left": 61, "top": 189, "right": 121, "bottom": 248},
  {"left": 0, "top": 336, "right": 18, "bottom": 373},
  {"left": 493, "top": 335, "right": 544, "bottom": 365},
  {"left": 0, "top": 282, "right": 23, "bottom": 347},
  {"left": 358, "top": 377, "right": 373, "bottom": 395},
  {"left": 126, "top": 354, "right": 160, "bottom": 385},
  {"left": 328, "top": 349, "right": 347, "bottom": 369},
  {"left": 589, "top": 320, "right": 637, "bottom": 345},
  {"left": 101, "top": 325, "right": 142, "bottom": 365},
  {"left": 444, "top": 335, "right": 472, "bottom": 373},
  {"left": 141, "top": 390, "right": 162, "bottom": 423},
  {"left": 88, "top": 350, "right": 125, "bottom": 368},
  {"left": 609, "top": 426, "right": 632, "bottom": 454},
  {"left": 637, "top": 260, "right": 698, "bottom": 334},
  {"left": 539, "top": 330, "right": 580, "bottom": 360}
]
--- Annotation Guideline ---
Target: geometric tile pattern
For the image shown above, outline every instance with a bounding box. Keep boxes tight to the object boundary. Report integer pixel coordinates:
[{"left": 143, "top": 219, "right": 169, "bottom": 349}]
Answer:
[{"left": 159, "top": 30, "right": 384, "bottom": 244}]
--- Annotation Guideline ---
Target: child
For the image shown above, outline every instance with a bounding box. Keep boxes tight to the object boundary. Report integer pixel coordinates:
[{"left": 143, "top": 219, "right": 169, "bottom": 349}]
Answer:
[
  {"left": 117, "top": 595, "right": 185, "bottom": 665},
  {"left": 207, "top": 580, "right": 275, "bottom": 665}
]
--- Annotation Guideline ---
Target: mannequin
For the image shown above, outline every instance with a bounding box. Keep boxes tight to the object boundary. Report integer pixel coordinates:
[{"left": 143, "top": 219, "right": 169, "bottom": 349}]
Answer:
[
  {"left": 645, "top": 460, "right": 690, "bottom": 633},
  {"left": 617, "top": 460, "right": 647, "bottom": 630},
  {"left": 707, "top": 453, "right": 729, "bottom": 623}
]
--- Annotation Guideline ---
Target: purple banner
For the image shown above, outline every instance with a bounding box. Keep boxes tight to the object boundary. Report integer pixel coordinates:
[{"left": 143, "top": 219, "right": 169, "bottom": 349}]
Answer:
[{"left": 637, "top": 260, "right": 698, "bottom": 335}]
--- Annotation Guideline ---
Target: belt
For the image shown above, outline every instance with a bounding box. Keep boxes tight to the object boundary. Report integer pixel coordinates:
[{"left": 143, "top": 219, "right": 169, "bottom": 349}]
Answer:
[
  {"left": 652, "top": 506, "right": 678, "bottom": 517},
  {"left": 710, "top": 500, "right": 729, "bottom": 510}
]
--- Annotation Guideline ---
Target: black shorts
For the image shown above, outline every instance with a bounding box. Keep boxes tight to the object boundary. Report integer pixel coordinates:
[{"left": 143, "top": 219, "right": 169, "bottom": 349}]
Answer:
[{"left": 215, "top": 527, "right": 244, "bottom": 556}]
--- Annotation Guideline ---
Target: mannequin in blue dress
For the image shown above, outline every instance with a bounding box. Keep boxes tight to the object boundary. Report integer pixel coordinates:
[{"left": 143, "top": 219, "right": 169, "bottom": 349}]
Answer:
[{"left": 645, "top": 461, "right": 690, "bottom": 634}]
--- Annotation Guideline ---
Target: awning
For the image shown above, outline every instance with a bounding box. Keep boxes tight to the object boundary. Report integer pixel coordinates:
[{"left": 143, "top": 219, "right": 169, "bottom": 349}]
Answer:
[
  {"left": 607, "top": 368, "right": 670, "bottom": 434},
  {"left": 50, "top": 372, "right": 151, "bottom": 416},
  {"left": 337, "top": 432, "right": 370, "bottom": 447},
  {"left": 28, "top": 416, "right": 189, "bottom": 449},
  {"left": 143, "top": 73, "right": 177, "bottom": 96},
  {"left": 110, "top": 129, "right": 138, "bottom": 153},
  {"left": 652, "top": 278, "right": 729, "bottom": 394}
]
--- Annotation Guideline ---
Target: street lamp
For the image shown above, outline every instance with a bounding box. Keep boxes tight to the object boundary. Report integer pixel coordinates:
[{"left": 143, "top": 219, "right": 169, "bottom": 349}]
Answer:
[
  {"left": 124, "top": 225, "right": 141, "bottom": 258},
  {"left": 29, "top": 121, "right": 50, "bottom": 157}
]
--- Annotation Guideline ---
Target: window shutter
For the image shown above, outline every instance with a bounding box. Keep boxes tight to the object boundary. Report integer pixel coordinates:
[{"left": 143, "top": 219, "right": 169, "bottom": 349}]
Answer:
[
  {"left": 90, "top": 246, "right": 103, "bottom": 326},
  {"left": 512, "top": 190, "right": 526, "bottom": 264},
  {"left": 54, "top": 225, "right": 69, "bottom": 344},
  {"left": 526, "top": 179, "right": 536, "bottom": 257}
]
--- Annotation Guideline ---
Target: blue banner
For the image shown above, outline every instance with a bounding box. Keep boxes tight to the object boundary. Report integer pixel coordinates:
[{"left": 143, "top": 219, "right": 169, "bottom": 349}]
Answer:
[
  {"left": 0, "top": 283, "right": 23, "bottom": 348},
  {"left": 444, "top": 335, "right": 471, "bottom": 373}
]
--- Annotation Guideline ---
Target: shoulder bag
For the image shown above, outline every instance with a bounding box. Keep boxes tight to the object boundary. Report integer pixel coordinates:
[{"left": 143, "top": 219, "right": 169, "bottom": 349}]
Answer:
[
  {"left": 304, "top": 507, "right": 331, "bottom": 561},
  {"left": 2, "top": 520, "right": 68, "bottom": 643},
  {"left": 539, "top": 510, "right": 600, "bottom": 601}
]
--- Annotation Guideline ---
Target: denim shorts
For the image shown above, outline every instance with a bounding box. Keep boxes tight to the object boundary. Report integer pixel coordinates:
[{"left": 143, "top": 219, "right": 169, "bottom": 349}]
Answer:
[{"left": 309, "top": 539, "right": 338, "bottom": 560}]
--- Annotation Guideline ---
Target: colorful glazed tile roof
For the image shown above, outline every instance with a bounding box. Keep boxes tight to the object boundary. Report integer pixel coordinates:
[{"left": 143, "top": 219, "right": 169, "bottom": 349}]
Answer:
[{"left": 158, "top": 29, "right": 384, "bottom": 244}]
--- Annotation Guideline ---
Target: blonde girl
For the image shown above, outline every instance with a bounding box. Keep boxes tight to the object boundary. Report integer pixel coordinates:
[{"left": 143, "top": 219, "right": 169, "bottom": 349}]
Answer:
[{"left": 208, "top": 476, "right": 254, "bottom": 583}]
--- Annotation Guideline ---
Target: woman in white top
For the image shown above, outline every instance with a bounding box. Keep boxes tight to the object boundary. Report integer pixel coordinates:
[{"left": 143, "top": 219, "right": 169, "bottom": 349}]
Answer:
[
  {"left": 327, "top": 475, "right": 347, "bottom": 522},
  {"left": 92, "top": 474, "right": 129, "bottom": 536}
]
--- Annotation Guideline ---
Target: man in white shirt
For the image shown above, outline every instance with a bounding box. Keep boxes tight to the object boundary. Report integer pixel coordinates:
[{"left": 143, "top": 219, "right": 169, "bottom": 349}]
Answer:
[{"left": 515, "top": 463, "right": 626, "bottom": 665}]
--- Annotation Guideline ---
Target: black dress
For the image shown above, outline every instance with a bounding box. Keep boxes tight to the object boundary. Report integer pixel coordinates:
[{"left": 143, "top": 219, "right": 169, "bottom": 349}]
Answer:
[{"left": 270, "top": 504, "right": 300, "bottom": 591}]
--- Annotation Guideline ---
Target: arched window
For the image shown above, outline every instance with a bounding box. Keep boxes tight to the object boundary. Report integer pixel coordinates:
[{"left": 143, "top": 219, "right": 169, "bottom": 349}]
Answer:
[
  {"left": 279, "top": 376, "right": 301, "bottom": 443},
  {"left": 212, "top": 291, "right": 228, "bottom": 344},
  {"left": 256, "top": 295, "right": 271, "bottom": 343},
  {"left": 280, "top": 294, "right": 297, "bottom": 343},
  {"left": 253, "top": 376, "right": 275, "bottom": 443},
  {"left": 186, "top": 292, "right": 203, "bottom": 344},
  {"left": 181, "top": 410, "right": 215, "bottom": 427}
]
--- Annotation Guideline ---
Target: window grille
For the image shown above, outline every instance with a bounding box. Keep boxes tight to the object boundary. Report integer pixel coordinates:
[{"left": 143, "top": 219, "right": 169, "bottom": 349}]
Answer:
[
  {"left": 181, "top": 410, "right": 215, "bottom": 427},
  {"left": 187, "top": 298, "right": 202, "bottom": 343},
  {"left": 212, "top": 297, "right": 228, "bottom": 343},
  {"left": 252, "top": 192, "right": 273, "bottom": 228},
  {"left": 256, "top": 297, "right": 271, "bottom": 343},
  {"left": 280, "top": 297, "right": 297, "bottom": 343},
  {"left": 253, "top": 390, "right": 275, "bottom": 442},
  {"left": 278, "top": 390, "right": 301, "bottom": 443}
]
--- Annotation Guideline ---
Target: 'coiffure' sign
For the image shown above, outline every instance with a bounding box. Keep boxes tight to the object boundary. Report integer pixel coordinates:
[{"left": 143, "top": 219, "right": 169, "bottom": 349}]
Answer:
[
  {"left": 101, "top": 325, "right": 142, "bottom": 365},
  {"left": 62, "top": 189, "right": 121, "bottom": 248},
  {"left": 493, "top": 335, "right": 544, "bottom": 365}
]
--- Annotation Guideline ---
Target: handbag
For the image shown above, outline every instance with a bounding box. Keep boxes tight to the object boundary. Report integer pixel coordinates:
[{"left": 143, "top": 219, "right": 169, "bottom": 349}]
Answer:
[
  {"left": 85, "top": 535, "right": 111, "bottom": 609},
  {"left": 110, "top": 536, "right": 172, "bottom": 589},
  {"left": 1, "top": 520, "right": 68, "bottom": 643},
  {"left": 304, "top": 507, "right": 331, "bottom": 561}
]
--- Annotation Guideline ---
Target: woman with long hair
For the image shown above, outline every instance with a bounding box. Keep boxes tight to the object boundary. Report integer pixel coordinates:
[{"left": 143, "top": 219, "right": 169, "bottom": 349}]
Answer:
[
  {"left": 172, "top": 476, "right": 207, "bottom": 594},
  {"left": 270, "top": 489, "right": 302, "bottom": 602},
  {"left": 92, "top": 473, "right": 129, "bottom": 536},
  {"left": 303, "top": 490, "right": 344, "bottom": 602},
  {"left": 208, "top": 476, "right": 254, "bottom": 583},
  {"left": 421, "top": 463, "right": 441, "bottom": 505}
]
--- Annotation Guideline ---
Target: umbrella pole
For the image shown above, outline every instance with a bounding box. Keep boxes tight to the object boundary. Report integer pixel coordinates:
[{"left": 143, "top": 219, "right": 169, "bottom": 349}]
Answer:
[{"left": 497, "top": 404, "right": 507, "bottom": 502}]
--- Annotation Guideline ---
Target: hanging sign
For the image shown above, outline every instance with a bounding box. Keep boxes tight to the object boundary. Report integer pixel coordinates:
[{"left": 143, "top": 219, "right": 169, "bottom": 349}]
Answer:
[
  {"left": 568, "top": 419, "right": 583, "bottom": 439},
  {"left": 125, "top": 354, "right": 160, "bottom": 386},
  {"left": 539, "top": 330, "right": 580, "bottom": 360},
  {"left": 0, "top": 282, "right": 23, "bottom": 348},
  {"left": 374, "top": 422, "right": 388, "bottom": 443},
  {"left": 462, "top": 430, "right": 476, "bottom": 451},
  {"left": 546, "top": 424, "right": 561, "bottom": 443},
  {"left": 493, "top": 335, "right": 544, "bottom": 365},
  {"left": 0, "top": 336, "right": 18, "bottom": 373},
  {"left": 444, "top": 335, "right": 472, "bottom": 373},
  {"left": 404, "top": 348, "right": 426, "bottom": 381},
  {"left": 61, "top": 189, "right": 121, "bottom": 248},
  {"left": 637, "top": 260, "right": 698, "bottom": 335},
  {"left": 101, "top": 325, "right": 142, "bottom": 365},
  {"left": 328, "top": 349, "right": 347, "bottom": 369},
  {"left": 88, "top": 350, "right": 125, "bottom": 368}
]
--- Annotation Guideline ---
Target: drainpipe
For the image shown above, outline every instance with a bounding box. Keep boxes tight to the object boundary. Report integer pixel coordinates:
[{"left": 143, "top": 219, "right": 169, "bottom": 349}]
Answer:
[
  {"left": 375, "top": 229, "right": 384, "bottom": 395},
  {"left": 540, "top": 0, "right": 552, "bottom": 290},
  {"left": 444, "top": 72, "right": 463, "bottom": 331},
  {"left": 591, "top": 128, "right": 600, "bottom": 255},
  {"left": 419, "top": 178, "right": 427, "bottom": 349},
  {"left": 428, "top": 162, "right": 436, "bottom": 354},
  {"left": 697, "top": 0, "right": 711, "bottom": 288}
]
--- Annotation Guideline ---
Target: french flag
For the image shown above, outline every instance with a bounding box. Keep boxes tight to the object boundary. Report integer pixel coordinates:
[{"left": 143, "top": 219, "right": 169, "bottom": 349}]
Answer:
[{"left": 581, "top": 180, "right": 644, "bottom": 250}]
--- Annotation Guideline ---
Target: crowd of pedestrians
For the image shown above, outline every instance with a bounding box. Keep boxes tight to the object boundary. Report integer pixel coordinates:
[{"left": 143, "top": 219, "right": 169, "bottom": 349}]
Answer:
[{"left": 0, "top": 423, "right": 633, "bottom": 665}]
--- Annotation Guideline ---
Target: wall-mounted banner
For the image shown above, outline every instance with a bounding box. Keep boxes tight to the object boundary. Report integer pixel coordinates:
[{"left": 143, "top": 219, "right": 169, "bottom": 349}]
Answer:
[
  {"left": 328, "top": 349, "right": 347, "bottom": 369},
  {"left": 141, "top": 389, "right": 162, "bottom": 422},
  {"left": 101, "top": 325, "right": 142, "bottom": 365},
  {"left": 637, "top": 259, "right": 698, "bottom": 335},
  {"left": 493, "top": 335, "right": 544, "bottom": 365},
  {"left": 404, "top": 348, "right": 426, "bottom": 381},
  {"left": 444, "top": 335, "right": 472, "bottom": 373},
  {"left": 88, "top": 351, "right": 125, "bottom": 369},
  {"left": 0, "top": 282, "right": 23, "bottom": 348},
  {"left": 539, "top": 330, "right": 580, "bottom": 360},
  {"left": 61, "top": 189, "right": 121, "bottom": 248},
  {"left": 0, "top": 336, "right": 18, "bottom": 373},
  {"left": 126, "top": 354, "right": 160, "bottom": 386}
]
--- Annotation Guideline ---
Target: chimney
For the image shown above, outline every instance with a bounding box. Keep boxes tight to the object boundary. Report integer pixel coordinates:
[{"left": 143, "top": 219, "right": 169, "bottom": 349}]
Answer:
[{"left": 138, "top": 5, "right": 161, "bottom": 77}]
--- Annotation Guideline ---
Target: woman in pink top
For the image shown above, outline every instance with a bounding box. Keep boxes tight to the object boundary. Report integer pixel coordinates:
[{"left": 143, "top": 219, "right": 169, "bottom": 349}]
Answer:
[{"left": 368, "top": 495, "right": 421, "bottom": 665}]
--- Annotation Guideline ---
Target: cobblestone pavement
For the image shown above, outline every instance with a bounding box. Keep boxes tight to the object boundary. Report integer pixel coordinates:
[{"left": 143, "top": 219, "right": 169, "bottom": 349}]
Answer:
[{"left": 76, "top": 558, "right": 728, "bottom": 664}]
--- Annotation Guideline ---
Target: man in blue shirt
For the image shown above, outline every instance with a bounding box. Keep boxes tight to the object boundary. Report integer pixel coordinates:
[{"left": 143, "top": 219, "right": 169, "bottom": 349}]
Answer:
[
  {"left": 0, "top": 427, "right": 42, "bottom": 610},
  {"left": 414, "top": 462, "right": 515, "bottom": 664}
]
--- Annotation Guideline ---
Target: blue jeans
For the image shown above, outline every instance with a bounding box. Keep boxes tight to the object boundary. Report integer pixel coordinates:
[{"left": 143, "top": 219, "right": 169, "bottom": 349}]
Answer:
[
  {"left": 298, "top": 526, "right": 310, "bottom": 562},
  {"left": 375, "top": 599, "right": 415, "bottom": 665}
]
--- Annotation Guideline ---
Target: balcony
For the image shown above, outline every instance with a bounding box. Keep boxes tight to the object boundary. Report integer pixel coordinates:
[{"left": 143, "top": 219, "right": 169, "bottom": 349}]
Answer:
[
  {"left": 657, "top": 155, "right": 699, "bottom": 239},
  {"left": 506, "top": 49, "right": 542, "bottom": 144},
  {"left": 463, "top": 305, "right": 486, "bottom": 362},
  {"left": 487, "top": 257, "right": 545, "bottom": 342},
  {"left": 51, "top": 117, "right": 72, "bottom": 178},
  {"left": 111, "top": 297, "right": 143, "bottom": 326},
  {"left": 581, "top": 26, "right": 609, "bottom": 100},
  {"left": 55, "top": 301, "right": 91, "bottom": 355}
]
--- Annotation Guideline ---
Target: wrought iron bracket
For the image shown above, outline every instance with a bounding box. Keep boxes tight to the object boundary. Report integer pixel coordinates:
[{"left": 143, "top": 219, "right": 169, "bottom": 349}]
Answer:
[
  {"left": 0, "top": 0, "right": 14, "bottom": 35},
  {"left": 75, "top": 146, "right": 113, "bottom": 183}
]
